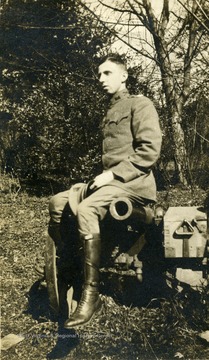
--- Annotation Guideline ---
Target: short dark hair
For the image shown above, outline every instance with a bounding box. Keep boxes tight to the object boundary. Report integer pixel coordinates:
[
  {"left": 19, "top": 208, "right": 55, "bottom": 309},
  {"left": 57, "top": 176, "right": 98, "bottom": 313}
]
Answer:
[{"left": 99, "top": 53, "right": 127, "bottom": 70}]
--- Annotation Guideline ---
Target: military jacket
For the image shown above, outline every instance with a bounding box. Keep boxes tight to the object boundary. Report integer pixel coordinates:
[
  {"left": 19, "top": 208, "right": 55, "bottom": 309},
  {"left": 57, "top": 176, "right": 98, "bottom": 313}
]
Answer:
[{"left": 102, "top": 89, "right": 162, "bottom": 202}]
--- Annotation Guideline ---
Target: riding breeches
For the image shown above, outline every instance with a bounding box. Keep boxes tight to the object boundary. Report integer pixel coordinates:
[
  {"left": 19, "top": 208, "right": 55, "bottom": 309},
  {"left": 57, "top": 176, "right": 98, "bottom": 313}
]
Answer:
[{"left": 49, "top": 184, "right": 146, "bottom": 236}]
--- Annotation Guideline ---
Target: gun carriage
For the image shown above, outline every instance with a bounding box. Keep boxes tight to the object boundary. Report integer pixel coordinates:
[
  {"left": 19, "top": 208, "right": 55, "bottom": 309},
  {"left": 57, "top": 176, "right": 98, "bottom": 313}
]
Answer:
[{"left": 45, "top": 195, "right": 209, "bottom": 315}]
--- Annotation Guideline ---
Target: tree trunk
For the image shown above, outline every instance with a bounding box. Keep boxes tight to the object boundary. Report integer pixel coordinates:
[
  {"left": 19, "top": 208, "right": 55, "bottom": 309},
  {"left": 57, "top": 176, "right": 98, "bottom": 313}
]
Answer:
[
  {"left": 153, "top": 36, "right": 191, "bottom": 185},
  {"left": 170, "top": 109, "right": 192, "bottom": 185}
]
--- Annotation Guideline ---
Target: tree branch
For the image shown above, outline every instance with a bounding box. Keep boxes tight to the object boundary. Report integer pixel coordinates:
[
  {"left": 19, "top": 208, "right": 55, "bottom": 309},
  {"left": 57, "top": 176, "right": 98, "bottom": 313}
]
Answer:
[
  {"left": 194, "top": 0, "right": 209, "bottom": 21},
  {"left": 80, "top": 0, "right": 157, "bottom": 63},
  {"left": 160, "top": 0, "right": 169, "bottom": 31},
  {"left": 177, "top": 0, "right": 209, "bottom": 32},
  {"left": 1, "top": 24, "right": 77, "bottom": 30},
  {"left": 97, "top": 0, "right": 135, "bottom": 15},
  {"left": 127, "top": 0, "right": 153, "bottom": 33}
]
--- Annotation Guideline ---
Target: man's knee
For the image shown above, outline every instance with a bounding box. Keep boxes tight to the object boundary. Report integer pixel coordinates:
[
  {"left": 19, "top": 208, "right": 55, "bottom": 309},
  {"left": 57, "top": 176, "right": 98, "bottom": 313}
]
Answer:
[
  {"left": 49, "top": 191, "right": 69, "bottom": 222},
  {"left": 49, "top": 193, "right": 60, "bottom": 215}
]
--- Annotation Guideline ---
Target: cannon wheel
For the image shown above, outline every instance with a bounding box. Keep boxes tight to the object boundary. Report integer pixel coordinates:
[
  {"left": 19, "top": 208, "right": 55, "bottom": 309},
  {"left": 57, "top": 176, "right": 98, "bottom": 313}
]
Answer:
[
  {"left": 45, "top": 235, "right": 60, "bottom": 313},
  {"left": 45, "top": 235, "right": 77, "bottom": 315}
]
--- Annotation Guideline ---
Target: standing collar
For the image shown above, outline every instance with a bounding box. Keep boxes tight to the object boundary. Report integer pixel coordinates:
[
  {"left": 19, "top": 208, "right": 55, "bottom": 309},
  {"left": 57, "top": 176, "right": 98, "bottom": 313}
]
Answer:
[{"left": 110, "top": 89, "right": 130, "bottom": 105}]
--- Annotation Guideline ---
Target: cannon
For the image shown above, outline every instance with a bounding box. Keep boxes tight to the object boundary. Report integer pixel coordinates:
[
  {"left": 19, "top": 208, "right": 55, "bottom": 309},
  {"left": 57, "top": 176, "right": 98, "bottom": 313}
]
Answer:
[
  {"left": 45, "top": 196, "right": 209, "bottom": 314},
  {"left": 109, "top": 197, "right": 155, "bottom": 223},
  {"left": 110, "top": 198, "right": 208, "bottom": 259}
]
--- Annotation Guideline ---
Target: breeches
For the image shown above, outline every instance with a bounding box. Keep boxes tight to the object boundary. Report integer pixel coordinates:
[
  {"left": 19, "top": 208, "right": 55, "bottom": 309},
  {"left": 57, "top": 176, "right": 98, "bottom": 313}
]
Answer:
[{"left": 49, "top": 184, "right": 146, "bottom": 236}]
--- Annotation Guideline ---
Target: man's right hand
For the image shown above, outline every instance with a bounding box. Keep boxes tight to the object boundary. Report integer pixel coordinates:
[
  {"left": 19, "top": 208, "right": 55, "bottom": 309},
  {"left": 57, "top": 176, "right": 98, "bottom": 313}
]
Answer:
[{"left": 89, "top": 171, "right": 114, "bottom": 190}]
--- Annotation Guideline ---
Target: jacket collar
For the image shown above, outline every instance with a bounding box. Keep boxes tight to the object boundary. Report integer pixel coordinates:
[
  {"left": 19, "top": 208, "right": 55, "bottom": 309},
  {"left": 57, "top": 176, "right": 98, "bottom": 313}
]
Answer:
[{"left": 110, "top": 89, "right": 129, "bottom": 106}]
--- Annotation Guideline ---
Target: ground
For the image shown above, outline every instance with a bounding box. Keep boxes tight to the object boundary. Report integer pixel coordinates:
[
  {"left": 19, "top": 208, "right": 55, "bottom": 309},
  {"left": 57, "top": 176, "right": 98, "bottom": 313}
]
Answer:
[{"left": 1, "top": 184, "right": 209, "bottom": 360}]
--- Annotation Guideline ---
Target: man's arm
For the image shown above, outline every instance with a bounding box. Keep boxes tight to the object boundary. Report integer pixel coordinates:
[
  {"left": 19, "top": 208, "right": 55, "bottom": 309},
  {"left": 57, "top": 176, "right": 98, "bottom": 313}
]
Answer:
[{"left": 110, "top": 97, "right": 162, "bottom": 182}]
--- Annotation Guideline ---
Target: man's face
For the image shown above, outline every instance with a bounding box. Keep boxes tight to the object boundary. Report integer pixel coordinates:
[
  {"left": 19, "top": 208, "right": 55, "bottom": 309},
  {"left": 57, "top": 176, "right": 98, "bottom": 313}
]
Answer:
[{"left": 98, "top": 60, "right": 128, "bottom": 94}]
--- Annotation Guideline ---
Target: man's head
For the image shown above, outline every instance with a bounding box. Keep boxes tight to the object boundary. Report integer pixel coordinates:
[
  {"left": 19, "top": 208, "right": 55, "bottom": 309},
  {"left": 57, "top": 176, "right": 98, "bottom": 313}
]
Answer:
[{"left": 98, "top": 54, "right": 128, "bottom": 95}]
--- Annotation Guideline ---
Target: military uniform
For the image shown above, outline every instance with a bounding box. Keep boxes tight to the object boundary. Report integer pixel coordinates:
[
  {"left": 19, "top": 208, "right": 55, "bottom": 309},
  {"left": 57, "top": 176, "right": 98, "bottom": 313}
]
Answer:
[
  {"left": 49, "top": 88, "right": 162, "bottom": 329},
  {"left": 102, "top": 89, "right": 161, "bottom": 201},
  {"left": 49, "top": 89, "right": 162, "bottom": 235}
]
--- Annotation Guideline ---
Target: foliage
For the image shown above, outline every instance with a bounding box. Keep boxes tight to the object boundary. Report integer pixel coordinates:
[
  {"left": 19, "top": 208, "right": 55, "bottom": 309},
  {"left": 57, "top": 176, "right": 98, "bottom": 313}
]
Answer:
[
  {"left": 182, "top": 94, "right": 209, "bottom": 188},
  {"left": 2, "top": 68, "right": 105, "bottom": 181},
  {"left": 0, "top": 0, "right": 110, "bottom": 182},
  {"left": 0, "top": 170, "right": 21, "bottom": 199},
  {"left": 0, "top": 0, "right": 208, "bottom": 188}
]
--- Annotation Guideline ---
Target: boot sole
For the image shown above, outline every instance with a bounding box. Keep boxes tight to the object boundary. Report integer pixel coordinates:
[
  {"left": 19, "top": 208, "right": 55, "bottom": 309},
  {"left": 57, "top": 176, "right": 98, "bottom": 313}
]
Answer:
[{"left": 64, "top": 299, "right": 103, "bottom": 329}]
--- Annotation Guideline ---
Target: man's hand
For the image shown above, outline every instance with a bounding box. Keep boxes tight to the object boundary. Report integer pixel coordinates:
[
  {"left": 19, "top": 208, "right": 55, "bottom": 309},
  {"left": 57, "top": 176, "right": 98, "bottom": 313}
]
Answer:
[{"left": 90, "top": 171, "right": 114, "bottom": 190}]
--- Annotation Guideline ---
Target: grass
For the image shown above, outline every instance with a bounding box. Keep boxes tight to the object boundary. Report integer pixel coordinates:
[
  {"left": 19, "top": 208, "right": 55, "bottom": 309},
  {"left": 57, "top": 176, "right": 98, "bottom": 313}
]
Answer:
[{"left": 1, "top": 179, "right": 209, "bottom": 360}]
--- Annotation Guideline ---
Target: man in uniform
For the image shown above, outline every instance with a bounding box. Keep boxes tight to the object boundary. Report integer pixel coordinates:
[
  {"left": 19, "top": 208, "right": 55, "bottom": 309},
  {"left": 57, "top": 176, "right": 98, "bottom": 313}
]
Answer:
[{"left": 48, "top": 53, "right": 162, "bottom": 329}]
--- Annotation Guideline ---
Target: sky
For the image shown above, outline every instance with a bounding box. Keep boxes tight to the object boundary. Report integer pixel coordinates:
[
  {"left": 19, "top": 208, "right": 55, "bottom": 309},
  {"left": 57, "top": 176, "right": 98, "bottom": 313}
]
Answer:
[
  {"left": 86, "top": 0, "right": 181, "bottom": 61},
  {"left": 84, "top": 0, "right": 187, "bottom": 91}
]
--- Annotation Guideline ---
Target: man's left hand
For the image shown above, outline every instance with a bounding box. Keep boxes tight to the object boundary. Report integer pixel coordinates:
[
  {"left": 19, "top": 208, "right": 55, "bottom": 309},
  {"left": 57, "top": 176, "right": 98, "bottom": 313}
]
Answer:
[{"left": 90, "top": 171, "right": 114, "bottom": 190}]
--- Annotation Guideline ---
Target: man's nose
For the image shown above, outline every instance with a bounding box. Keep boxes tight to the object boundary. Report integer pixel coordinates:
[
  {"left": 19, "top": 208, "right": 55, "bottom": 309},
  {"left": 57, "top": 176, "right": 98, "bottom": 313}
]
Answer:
[{"left": 99, "top": 74, "right": 105, "bottom": 83}]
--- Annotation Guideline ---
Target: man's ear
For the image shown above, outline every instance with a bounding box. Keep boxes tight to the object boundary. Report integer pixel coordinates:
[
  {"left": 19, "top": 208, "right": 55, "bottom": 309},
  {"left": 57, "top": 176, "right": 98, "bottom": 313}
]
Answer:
[{"left": 122, "top": 71, "right": 128, "bottom": 83}]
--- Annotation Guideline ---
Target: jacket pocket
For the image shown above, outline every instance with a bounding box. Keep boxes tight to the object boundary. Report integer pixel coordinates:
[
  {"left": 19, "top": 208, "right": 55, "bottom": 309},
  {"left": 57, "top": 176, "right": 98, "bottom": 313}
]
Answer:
[{"left": 107, "top": 111, "right": 130, "bottom": 125}]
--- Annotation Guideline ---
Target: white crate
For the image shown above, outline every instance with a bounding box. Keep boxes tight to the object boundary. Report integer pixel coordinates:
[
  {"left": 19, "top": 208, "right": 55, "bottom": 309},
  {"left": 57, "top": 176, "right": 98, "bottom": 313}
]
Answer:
[{"left": 164, "top": 207, "right": 207, "bottom": 258}]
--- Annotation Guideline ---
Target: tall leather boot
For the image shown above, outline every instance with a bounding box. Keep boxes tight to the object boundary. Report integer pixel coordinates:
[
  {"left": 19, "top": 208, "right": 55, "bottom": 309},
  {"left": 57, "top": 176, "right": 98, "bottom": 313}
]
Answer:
[{"left": 64, "top": 233, "right": 102, "bottom": 328}]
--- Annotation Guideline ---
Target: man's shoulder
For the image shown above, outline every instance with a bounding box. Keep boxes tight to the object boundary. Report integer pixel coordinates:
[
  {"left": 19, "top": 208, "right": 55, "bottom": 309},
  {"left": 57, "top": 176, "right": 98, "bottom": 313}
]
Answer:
[
  {"left": 129, "top": 94, "right": 144, "bottom": 98},
  {"left": 128, "top": 94, "right": 154, "bottom": 107},
  {"left": 128, "top": 94, "right": 151, "bottom": 101}
]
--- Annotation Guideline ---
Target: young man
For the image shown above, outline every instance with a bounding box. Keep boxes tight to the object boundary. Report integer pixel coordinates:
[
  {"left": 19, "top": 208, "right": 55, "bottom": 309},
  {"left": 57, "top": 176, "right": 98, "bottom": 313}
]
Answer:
[{"left": 49, "top": 54, "right": 162, "bottom": 328}]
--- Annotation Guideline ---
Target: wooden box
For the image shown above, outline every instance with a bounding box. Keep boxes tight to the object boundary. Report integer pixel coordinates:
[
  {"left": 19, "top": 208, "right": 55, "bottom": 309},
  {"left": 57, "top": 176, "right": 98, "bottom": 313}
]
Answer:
[{"left": 163, "top": 207, "right": 207, "bottom": 258}]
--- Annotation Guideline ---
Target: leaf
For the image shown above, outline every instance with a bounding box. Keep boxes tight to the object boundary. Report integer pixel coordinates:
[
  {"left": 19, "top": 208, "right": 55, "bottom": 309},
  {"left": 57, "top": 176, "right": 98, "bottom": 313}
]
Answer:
[
  {"left": 0, "top": 334, "right": 25, "bottom": 351},
  {"left": 174, "top": 352, "right": 184, "bottom": 358},
  {"left": 198, "top": 331, "right": 209, "bottom": 343}
]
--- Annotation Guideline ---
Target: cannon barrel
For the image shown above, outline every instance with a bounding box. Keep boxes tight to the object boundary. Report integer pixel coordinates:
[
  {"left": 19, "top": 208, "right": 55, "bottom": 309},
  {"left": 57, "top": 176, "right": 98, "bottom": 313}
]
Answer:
[{"left": 109, "top": 197, "right": 154, "bottom": 224}]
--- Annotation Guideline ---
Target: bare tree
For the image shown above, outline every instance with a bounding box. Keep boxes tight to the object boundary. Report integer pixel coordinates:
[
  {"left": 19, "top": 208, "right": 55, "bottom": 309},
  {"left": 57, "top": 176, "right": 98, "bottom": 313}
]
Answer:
[{"left": 80, "top": 0, "right": 208, "bottom": 185}]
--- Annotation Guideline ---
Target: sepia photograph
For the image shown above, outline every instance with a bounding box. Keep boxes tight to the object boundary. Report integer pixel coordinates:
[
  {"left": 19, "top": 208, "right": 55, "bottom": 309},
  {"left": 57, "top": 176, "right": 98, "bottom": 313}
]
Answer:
[{"left": 1, "top": 0, "right": 209, "bottom": 359}]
